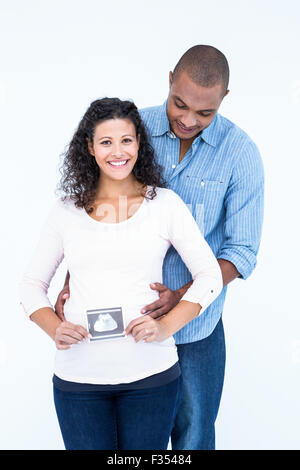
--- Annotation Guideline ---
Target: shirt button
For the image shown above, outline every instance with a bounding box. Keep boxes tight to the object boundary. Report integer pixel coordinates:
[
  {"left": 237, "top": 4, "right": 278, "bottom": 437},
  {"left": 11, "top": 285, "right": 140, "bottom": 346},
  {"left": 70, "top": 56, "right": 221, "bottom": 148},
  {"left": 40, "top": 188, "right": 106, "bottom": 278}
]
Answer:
[
  {"left": 201, "top": 181, "right": 205, "bottom": 187},
  {"left": 172, "top": 164, "right": 176, "bottom": 169}
]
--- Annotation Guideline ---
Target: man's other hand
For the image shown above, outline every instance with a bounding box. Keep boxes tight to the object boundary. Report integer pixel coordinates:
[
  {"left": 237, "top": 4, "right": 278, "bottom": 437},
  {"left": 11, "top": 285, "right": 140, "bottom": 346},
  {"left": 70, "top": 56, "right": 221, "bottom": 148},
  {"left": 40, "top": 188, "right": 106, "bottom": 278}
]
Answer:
[{"left": 54, "top": 286, "right": 70, "bottom": 321}]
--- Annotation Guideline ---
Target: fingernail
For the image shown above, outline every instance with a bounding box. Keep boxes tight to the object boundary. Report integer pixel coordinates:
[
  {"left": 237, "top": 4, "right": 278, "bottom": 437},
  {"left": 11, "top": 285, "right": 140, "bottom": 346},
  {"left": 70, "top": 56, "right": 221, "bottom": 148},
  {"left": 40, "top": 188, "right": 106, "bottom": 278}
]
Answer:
[{"left": 141, "top": 309, "right": 145, "bottom": 314}]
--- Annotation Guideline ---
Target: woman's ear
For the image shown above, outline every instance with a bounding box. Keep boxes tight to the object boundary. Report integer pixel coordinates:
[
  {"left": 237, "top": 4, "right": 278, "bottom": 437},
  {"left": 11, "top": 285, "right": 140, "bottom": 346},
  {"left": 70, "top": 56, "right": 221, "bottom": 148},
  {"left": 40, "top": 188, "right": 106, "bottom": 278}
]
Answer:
[{"left": 87, "top": 139, "right": 94, "bottom": 156}]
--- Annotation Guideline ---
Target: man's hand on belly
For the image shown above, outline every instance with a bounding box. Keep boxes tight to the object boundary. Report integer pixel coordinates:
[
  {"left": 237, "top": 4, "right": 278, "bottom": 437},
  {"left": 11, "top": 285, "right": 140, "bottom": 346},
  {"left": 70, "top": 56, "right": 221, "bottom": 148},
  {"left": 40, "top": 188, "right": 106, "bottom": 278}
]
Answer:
[{"left": 140, "top": 282, "right": 181, "bottom": 318}]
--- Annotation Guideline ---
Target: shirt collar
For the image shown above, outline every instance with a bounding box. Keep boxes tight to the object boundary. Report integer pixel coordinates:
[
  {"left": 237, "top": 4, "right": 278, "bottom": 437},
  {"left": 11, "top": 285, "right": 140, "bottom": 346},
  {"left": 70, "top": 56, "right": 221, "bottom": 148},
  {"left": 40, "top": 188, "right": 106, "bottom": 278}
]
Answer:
[
  {"left": 198, "top": 115, "right": 218, "bottom": 147},
  {"left": 151, "top": 101, "right": 171, "bottom": 137},
  {"left": 151, "top": 100, "right": 219, "bottom": 148}
]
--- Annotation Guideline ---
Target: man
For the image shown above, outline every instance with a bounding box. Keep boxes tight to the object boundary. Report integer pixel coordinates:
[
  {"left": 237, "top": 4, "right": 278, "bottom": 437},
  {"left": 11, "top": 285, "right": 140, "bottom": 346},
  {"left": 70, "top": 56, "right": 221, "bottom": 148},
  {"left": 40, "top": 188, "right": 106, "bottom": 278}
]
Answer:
[{"left": 55, "top": 45, "right": 264, "bottom": 450}]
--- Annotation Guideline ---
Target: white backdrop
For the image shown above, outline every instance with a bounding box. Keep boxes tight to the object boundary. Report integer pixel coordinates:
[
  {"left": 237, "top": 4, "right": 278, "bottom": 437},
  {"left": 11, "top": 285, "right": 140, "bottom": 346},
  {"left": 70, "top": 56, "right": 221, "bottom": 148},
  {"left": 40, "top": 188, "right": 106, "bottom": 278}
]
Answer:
[{"left": 1, "top": 0, "right": 300, "bottom": 450}]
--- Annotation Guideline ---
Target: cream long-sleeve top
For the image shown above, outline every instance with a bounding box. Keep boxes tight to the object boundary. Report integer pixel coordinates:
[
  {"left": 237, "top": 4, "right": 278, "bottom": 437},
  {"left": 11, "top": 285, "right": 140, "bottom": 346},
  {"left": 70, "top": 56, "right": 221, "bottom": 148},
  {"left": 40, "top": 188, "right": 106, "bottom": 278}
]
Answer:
[{"left": 19, "top": 186, "right": 223, "bottom": 385}]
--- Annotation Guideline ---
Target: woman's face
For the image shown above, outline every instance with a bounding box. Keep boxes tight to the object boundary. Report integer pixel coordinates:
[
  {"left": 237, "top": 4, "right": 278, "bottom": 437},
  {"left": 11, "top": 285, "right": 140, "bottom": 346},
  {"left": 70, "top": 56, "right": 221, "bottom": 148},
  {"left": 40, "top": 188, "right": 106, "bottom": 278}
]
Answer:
[{"left": 88, "top": 118, "right": 140, "bottom": 182}]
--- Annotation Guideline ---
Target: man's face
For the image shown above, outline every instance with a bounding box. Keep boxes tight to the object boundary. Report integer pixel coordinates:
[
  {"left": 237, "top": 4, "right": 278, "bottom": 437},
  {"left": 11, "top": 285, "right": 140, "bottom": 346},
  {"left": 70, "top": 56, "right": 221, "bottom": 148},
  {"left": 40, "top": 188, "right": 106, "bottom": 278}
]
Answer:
[{"left": 166, "top": 71, "right": 228, "bottom": 141}]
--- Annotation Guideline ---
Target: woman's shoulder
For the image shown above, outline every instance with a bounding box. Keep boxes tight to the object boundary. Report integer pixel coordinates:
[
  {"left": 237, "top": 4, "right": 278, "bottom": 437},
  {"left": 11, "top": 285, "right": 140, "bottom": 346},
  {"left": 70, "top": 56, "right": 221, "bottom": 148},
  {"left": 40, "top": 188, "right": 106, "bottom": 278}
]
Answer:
[
  {"left": 48, "top": 195, "right": 73, "bottom": 211},
  {"left": 150, "top": 186, "right": 185, "bottom": 206},
  {"left": 46, "top": 196, "right": 80, "bottom": 220}
]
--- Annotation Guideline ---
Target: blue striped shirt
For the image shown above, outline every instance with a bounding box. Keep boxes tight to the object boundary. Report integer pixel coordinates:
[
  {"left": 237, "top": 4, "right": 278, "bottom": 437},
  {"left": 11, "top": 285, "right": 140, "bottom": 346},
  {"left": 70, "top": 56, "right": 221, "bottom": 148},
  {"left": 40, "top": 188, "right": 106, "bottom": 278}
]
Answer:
[{"left": 140, "top": 101, "right": 264, "bottom": 344}]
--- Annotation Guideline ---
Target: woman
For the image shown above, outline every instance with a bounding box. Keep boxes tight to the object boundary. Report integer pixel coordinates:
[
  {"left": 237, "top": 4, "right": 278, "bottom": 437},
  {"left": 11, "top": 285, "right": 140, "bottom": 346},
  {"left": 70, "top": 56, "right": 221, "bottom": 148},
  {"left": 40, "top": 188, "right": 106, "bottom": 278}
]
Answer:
[{"left": 19, "top": 97, "right": 222, "bottom": 450}]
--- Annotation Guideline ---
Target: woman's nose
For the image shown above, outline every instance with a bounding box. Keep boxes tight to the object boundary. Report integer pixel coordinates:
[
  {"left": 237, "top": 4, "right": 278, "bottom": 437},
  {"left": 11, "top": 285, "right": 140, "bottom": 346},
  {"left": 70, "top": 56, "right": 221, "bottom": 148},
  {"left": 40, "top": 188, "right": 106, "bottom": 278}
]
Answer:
[{"left": 111, "top": 145, "right": 124, "bottom": 157}]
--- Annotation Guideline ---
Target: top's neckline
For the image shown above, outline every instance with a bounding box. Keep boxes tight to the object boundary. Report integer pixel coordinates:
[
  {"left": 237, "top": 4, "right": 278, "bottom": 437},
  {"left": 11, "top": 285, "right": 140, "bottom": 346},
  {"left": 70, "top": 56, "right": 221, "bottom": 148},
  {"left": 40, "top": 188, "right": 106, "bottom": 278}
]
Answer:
[{"left": 81, "top": 185, "right": 150, "bottom": 227}]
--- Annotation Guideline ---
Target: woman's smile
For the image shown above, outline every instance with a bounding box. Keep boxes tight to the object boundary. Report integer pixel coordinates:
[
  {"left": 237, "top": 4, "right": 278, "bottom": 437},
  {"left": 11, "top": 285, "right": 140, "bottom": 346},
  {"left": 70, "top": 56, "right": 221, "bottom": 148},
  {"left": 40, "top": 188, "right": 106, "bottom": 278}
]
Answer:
[{"left": 107, "top": 159, "right": 130, "bottom": 168}]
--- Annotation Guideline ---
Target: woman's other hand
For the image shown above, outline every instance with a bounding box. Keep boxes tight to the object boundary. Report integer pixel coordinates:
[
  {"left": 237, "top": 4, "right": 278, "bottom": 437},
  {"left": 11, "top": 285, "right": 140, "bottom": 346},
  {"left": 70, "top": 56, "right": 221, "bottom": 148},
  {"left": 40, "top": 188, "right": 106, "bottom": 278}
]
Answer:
[
  {"left": 54, "top": 321, "right": 89, "bottom": 350},
  {"left": 125, "top": 315, "right": 169, "bottom": 343}
]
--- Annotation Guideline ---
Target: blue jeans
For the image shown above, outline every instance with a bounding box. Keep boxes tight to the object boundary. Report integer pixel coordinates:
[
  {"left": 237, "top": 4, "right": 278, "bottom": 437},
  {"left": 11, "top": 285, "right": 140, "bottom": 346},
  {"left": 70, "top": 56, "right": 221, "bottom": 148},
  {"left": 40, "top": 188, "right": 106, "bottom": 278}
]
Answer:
[
  {"left": 171, "top": 318, "right": 226, "bottom": 450},
  {"left": 53, "top": 377, "right": 181, "bottom": 450}
]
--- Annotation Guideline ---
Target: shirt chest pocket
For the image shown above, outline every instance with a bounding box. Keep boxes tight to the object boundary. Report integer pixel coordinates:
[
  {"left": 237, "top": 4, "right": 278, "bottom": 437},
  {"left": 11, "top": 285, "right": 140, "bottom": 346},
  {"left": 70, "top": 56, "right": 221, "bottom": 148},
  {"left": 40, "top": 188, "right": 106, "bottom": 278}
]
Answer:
[
  {"left": 184, "top": 176, "right": 224, "bottom": 203},
  {"left": 201, "top": 179, "right": 224, "bottom": 192}
]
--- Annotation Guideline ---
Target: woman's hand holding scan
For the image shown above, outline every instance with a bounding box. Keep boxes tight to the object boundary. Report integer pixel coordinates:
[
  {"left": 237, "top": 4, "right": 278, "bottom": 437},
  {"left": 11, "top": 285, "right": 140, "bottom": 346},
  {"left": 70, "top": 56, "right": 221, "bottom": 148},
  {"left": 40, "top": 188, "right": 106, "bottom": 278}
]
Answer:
[
  {"left": 125, "top": 315, "right": 168, "bottom": 343},
  {"left": 54, "top": 321, "right": 89, "bottom": 350}
]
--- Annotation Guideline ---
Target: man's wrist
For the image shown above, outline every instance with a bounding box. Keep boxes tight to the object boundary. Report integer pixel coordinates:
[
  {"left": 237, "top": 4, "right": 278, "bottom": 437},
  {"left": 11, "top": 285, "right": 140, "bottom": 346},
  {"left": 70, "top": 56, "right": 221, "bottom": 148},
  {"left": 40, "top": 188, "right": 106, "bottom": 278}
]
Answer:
[
  {"left": 175, "top": 281, "right": 193, "bottom": 300},
  {"left": 63, "top": 272, "right": 70, "bottom": 289}
]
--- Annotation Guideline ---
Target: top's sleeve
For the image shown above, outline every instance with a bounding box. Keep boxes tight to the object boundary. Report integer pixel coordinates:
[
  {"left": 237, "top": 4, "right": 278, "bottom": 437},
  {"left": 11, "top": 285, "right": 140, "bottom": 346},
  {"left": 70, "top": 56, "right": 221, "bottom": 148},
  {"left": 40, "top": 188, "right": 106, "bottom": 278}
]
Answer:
[
  {"left": 19, "top": 201, "right": 64, "bottom": 318},
  {"left": 165, "top": 190, "right": 223, "bottom": 315},
  {"left": 217, "top": 138, "right": 264, "bottom": 279}
]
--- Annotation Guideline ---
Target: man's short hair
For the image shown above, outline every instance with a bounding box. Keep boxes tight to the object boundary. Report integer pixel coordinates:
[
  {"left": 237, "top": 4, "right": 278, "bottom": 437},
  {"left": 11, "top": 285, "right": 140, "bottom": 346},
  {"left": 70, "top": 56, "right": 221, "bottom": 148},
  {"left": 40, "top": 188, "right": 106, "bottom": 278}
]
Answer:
[{"left": 172, "top": 45, "right": 229, "bottom": 93}]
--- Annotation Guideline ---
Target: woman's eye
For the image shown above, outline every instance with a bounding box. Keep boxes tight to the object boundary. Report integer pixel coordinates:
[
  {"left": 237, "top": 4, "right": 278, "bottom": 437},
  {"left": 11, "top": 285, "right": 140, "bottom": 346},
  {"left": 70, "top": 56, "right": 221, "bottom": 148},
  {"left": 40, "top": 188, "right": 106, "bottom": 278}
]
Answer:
[
  {"left": 101, "top": 140, "right": 111, "bottom": 145},
  {"left": 123, "top": 138, "right": 133, "bottom": 143}
]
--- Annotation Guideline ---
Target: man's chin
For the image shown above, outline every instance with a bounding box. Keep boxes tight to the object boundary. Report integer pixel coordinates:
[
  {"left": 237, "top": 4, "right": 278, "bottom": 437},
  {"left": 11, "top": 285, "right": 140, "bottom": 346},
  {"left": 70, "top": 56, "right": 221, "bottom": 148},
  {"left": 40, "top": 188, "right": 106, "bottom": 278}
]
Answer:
[
  {"left": 173, "top": 129, "right": 201, "bottom": 141},
  {"left": 171, "top": 121, "right": 202, "bottom": 140}
]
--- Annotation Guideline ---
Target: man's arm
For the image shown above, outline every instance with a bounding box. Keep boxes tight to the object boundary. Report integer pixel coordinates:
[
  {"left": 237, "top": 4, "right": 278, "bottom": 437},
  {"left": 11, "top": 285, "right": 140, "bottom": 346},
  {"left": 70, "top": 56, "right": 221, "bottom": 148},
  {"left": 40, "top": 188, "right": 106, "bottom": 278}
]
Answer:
[
  {"left": 216, "top": 139, "right": 264, "bottom": 280},
  {"left": 217, "top": 259, "right": 239, "bottom": 286},
  {"left": 63, "top": 271, "right": 70, "bottom": 287},
  {"left": 54, "top": 271, "right": 70, "bottom": 320},
  {"left": 176, "top": 140, "right": 264, "bottom": 306}
]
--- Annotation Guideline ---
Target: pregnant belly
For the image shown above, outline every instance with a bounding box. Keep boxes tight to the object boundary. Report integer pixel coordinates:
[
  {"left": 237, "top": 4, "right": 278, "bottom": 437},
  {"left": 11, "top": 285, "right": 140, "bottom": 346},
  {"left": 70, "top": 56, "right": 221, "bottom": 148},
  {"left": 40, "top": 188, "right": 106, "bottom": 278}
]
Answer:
[{"left": 54, "top": 329, "right": 177, "bottom": 385}]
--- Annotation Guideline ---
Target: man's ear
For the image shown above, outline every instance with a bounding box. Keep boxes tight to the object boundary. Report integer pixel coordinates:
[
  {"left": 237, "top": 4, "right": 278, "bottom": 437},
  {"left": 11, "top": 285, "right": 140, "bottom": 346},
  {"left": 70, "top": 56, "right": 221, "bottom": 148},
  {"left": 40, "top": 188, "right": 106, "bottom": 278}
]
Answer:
[
  {"left": 169, "top": 71, "right": 173, "bottom": 89},
  {"left": 87, "top": 139, "right": 94, "bottom": 156},
  {"left": 224, "top": 89, "right": 230, "bottom": 97}
]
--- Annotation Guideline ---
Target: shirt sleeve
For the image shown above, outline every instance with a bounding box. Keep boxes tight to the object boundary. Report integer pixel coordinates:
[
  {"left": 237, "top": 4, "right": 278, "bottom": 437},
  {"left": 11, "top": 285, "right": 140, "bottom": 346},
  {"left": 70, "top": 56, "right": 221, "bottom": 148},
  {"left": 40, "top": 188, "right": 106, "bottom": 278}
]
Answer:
[
  {"left": 165, "top": 190, "right": 223, "bottom": 315},
  {"left": 19, "top": 201, "right": 64, "bottom": 318},
  {"left": 217, "top": 138, "right": 264, "bottom": 279}
]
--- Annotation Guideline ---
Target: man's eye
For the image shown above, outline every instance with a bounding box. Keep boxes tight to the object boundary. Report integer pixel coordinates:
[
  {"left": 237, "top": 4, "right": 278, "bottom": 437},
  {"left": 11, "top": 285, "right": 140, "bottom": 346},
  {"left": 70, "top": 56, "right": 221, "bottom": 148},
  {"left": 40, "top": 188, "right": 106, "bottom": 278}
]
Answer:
[{"left": 175, "top": 102, "right": 185, "bottom": 109}]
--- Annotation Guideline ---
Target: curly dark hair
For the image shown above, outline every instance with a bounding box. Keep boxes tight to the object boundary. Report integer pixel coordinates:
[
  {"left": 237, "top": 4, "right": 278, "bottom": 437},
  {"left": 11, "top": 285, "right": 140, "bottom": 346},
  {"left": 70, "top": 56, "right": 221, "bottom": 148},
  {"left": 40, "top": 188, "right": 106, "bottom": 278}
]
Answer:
[{"left": 57, "top": 97, "right": 166, "bottom": 213}]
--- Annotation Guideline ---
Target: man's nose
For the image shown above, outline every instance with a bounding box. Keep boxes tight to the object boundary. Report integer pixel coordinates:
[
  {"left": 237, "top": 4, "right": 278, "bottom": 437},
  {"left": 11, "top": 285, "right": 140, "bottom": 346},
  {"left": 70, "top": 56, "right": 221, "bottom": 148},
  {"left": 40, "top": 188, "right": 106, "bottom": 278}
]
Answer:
[{"left": 181, "top": 112, "right": 198, "bottom": 128}]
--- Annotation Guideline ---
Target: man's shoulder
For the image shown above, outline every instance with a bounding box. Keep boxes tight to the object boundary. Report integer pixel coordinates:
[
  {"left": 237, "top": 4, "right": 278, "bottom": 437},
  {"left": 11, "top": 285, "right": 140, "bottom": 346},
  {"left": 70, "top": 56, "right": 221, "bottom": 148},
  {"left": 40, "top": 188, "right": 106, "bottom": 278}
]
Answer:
[
  {"left": 215, "top": 114, "right": 263, "bottom": 173},
  {"left": 216, "top": 113, "right": 257, "bottom": 149},
  {"left": 139, "top": 104, "right": 163, "bottom": 116},
  {"left": 139, "top": 104, "right": 165, "bottom": 127}
]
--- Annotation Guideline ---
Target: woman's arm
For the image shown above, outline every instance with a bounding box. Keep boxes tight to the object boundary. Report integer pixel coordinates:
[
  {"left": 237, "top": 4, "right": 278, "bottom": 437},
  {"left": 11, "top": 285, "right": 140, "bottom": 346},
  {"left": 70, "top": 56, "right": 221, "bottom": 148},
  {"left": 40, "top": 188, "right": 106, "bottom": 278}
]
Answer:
[
  {"left": 19, "top": 201, "right": 88, "bottom": 346},
  {"left": 19, "top": 202, "right": 64, "bottom": 318},
  {"left": 125, "top": 299, "right": 200, "bottom": 343},
  {"left": 31, "top": 307, "right": 88, "bottom": 349}
]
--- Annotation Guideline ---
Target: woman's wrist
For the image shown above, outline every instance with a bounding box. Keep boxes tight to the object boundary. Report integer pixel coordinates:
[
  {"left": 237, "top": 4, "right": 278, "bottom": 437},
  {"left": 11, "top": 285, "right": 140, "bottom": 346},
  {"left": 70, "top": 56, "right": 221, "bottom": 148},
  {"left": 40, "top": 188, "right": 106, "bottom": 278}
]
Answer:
[
  {"left": 158, "top": 300, "right": 201, "bottom": 338},
  {"left": 30, "top": 307, "right": 62, "bottom": 341}
]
